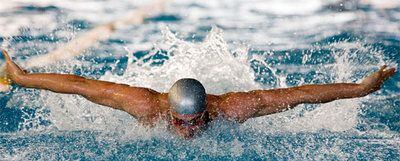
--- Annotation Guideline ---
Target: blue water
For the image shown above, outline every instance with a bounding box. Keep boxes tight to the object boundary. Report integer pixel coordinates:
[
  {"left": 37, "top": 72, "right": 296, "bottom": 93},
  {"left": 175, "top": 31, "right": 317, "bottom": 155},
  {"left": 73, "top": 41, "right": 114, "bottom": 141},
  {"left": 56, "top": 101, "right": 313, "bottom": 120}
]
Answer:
[{"left": 0, "top": 0, "right": 399, "bottom": 160}]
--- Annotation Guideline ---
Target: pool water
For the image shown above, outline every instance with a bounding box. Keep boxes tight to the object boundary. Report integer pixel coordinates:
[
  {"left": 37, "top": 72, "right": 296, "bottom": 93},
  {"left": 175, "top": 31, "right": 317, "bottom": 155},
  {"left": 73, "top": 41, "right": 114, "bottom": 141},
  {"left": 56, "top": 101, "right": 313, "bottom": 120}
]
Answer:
[{"left": 0, "top": 0, "right": 399, "bottom": 160}]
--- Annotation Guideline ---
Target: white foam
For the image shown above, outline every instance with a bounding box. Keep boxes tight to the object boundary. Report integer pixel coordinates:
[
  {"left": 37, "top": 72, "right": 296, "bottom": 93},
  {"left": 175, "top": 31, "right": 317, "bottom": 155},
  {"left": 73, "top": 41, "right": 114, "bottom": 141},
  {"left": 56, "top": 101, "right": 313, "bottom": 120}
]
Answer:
[{"left": 101, "top": 25, "right": 260, "bottom": 94}]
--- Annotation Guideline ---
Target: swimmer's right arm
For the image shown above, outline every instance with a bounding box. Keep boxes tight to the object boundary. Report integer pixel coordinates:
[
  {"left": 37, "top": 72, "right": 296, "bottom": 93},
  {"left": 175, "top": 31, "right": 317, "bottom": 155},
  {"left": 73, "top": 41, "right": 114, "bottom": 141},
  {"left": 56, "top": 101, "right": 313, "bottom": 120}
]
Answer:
[{"left": 2, "top": 50, "right": 163, "bottom": 118}]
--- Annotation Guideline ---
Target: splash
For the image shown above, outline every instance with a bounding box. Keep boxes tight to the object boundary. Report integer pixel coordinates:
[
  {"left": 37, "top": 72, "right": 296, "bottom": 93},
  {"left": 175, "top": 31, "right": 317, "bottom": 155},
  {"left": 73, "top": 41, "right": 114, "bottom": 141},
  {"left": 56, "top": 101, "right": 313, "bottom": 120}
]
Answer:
[
  {"left": 28, "top": 26, "right": 389, "bottom": 136},
  {"left": 14, "top": 26, "right": 260, "bottom": 133},
  {"left": 245, "top": 40, "right": 389, "bottom": 133},
  {"left": 102, "top": 25, "right": 260, "bottom": 94}
]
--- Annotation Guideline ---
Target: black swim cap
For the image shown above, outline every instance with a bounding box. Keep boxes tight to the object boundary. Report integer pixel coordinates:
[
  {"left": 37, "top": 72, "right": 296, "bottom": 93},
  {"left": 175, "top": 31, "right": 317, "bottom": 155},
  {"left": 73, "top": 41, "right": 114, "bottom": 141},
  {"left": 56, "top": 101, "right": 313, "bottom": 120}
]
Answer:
[{"left": 168, "top": 78, "right": 206, "bottom": 115}]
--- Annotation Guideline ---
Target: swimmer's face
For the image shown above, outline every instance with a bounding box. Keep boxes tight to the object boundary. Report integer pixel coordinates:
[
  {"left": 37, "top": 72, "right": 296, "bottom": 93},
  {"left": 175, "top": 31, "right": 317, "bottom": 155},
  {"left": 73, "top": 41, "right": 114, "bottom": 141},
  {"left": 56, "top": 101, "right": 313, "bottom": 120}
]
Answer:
[{"left": 170, "top": 111, "right": 206, "bottom": 138}]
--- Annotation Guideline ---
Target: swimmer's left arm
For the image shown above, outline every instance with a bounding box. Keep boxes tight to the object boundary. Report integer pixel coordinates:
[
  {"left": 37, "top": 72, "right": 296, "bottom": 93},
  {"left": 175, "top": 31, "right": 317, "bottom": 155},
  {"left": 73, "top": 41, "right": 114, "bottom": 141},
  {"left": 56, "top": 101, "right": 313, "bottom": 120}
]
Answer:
[{"left": 218, "top": 66, "right": 396, "bottom": 122}]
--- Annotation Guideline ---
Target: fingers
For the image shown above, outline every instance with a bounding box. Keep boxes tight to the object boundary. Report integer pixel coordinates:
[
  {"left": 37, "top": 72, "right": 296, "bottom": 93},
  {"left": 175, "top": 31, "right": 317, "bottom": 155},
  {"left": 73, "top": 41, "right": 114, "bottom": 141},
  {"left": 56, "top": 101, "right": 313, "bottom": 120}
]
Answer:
[
  {"left": 379, "top": 65, "right": 387, "bottom": 71},
  {"left": 383, "top": 68, "right": 396, "bottom": 80},
  {"left": 1, "top": 49, "right": 11, "bottom": 61},
  {"left": 379, "top": 65, "right": 396, "bottom": 75},
  {"left": 376, "top": 65, "right": 396, "bottom": 82}
]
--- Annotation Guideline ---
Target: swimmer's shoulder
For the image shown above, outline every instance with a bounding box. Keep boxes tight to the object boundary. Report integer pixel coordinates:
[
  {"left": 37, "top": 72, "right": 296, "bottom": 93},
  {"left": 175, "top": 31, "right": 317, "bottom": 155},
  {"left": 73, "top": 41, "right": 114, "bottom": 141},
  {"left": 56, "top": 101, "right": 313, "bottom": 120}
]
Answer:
[{"left": 205, "top": 94, "right": 224, "bottom": 119}]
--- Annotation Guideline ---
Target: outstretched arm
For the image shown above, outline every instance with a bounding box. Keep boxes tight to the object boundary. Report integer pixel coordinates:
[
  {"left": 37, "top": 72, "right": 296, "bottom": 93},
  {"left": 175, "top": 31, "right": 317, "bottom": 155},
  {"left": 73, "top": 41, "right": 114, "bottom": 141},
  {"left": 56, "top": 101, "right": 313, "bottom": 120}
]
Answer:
[
  {"left": 1, "top": 50, "right": 162, "bottom": 119},
  {"left": 218, "top": 66, "right": 396, "bottom": 122}
]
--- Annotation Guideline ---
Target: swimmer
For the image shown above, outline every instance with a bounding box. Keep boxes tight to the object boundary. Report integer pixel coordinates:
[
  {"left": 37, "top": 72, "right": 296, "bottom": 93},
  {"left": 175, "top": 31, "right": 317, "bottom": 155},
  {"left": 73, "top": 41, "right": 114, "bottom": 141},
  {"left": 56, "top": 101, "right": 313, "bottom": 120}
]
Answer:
[{"left": 1, "top": 50, "right": 396, "bottom": 138}]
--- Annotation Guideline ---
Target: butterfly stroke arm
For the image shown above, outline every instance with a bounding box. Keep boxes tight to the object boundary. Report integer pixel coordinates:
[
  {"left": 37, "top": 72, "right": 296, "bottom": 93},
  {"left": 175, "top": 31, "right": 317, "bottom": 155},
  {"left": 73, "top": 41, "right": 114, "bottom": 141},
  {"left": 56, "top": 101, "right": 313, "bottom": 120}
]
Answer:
[
  {"left": 1, "top": 50, "right": 162, "bottom": 119},
  {"left": 218, "top": 66, "right": 396, "bottom": 122}
]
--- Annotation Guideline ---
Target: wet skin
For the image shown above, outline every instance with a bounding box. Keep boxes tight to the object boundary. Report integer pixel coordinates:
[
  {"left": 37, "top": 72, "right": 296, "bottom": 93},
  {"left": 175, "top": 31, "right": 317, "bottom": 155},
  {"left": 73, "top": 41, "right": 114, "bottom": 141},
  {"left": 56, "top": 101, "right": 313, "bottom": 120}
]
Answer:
[{"left": 1, "top": 50, "right": 397, "bottom": 138}]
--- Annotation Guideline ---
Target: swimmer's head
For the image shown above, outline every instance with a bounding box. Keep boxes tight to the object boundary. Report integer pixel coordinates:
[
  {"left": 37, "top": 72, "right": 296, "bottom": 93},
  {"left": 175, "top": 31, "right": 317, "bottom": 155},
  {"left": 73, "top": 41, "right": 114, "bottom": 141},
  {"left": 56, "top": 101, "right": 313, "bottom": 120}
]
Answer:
[{"left": 168, "top": 78, "right": 206, "bottom": 116}]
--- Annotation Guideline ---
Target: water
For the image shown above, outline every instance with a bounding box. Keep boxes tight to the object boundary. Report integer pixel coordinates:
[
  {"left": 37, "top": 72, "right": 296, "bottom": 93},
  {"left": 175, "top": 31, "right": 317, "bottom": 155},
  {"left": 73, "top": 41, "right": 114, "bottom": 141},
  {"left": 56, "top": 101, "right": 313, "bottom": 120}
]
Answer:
[{"left": 0, "top": 0, "right": 399, "bottom": 160}]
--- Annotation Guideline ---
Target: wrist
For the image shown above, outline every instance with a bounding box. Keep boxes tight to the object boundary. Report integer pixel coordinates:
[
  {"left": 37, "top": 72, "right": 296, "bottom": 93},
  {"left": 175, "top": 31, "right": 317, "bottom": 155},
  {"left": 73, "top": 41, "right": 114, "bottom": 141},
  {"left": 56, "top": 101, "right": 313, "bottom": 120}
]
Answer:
[
  {"left": 9, "top": 72, "right": 27, "bottom": 85},
  {"left": 358, "top": 83, "right": 372, "bottom": 96}
]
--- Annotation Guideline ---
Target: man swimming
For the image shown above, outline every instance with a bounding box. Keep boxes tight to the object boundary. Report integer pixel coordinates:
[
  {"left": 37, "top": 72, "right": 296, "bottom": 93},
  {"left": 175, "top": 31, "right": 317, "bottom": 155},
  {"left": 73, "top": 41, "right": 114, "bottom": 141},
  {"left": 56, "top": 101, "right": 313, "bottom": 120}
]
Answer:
[{"left": 1, "top": 50, "right": 396, "bottom": 138}]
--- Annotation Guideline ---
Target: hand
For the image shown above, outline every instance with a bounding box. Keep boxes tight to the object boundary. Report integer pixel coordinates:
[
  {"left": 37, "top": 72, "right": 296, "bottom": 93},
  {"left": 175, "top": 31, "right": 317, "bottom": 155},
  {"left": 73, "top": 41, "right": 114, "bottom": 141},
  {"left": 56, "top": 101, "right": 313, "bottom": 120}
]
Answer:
[
  {"left": 361, "top": 65, "right": 396, "bottom": 93},
  {"left": 1, "top": 49, "right": 26, "bottom": 79}
]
